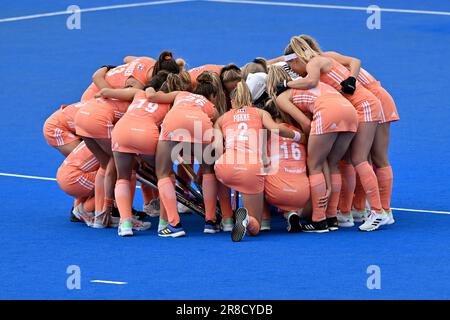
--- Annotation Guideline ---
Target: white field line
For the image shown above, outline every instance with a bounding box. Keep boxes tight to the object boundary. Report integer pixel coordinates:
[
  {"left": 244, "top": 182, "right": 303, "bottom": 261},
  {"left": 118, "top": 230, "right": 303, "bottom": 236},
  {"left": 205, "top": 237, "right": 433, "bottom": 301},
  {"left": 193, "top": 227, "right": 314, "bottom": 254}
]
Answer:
[
  {"left": 2, "top": 0, "right": 450, "bottom": 23},
  {"left": 1, "top": 171, "right": 449, "bottom": 215},
  {"left": 90, "top": 280, "right": 128, "bottom": 285},
  {"left": 204, "top": 0, "right": 450, "bottom": 16},
  {"left": 0, "top": 0, "right": 192, "bottom": 23}
]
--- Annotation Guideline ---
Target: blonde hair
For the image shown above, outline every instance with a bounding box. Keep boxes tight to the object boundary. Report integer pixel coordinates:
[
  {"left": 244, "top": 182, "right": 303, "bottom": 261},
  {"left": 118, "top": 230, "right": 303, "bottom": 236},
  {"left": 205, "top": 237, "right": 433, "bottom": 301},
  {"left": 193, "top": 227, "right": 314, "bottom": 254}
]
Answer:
[
  {"left": 299, "top": 34, "right": 322, "bottom": 53},
  {"left": 166, "top": 70, "right": 192, "bottom": 92},
  {"left": 230, "top": 80, "right": 252, "bottom": 109},
  {"left": 265, "top": 65, "right": 294, "bottom": 125},
  {"left": 241, "top": 58, "right": 268, "bottom": 80},
  {"left": 209, "top": 71, "right": 228, "bottom": 116},
  {"left": 285, "top": 36, "right": 318, "bottom": 63},
  {"left": 266, "top": 65, "right": 292, "bottom": 100}
]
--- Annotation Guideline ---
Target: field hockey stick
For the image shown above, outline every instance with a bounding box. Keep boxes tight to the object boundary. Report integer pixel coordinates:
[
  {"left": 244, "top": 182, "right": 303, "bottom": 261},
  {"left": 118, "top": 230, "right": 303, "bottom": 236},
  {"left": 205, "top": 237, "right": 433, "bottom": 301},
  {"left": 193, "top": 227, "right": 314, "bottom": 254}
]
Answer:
[{"left": 136, "top": 168, "right": 206, "bottom": 218}]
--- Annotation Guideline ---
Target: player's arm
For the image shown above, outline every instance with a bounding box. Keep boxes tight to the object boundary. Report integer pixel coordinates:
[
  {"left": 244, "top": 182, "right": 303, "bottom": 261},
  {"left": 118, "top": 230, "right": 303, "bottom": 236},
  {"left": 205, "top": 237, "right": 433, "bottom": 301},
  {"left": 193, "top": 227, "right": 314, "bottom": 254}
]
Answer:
[
  {"left": 146, "top": 89, "right": 180, "bottom": 104},
  {"left": 259, "top": 109, "right": 303, "bottom": 141},
  {"left": 276, "top": 90, "right": 311, "bottom": 134},
  {"left": 95, "top": 88, "right": 141, "bottom": 101},
  {"left": 92, "top": 67, "right": 111, "bottom": 89}
]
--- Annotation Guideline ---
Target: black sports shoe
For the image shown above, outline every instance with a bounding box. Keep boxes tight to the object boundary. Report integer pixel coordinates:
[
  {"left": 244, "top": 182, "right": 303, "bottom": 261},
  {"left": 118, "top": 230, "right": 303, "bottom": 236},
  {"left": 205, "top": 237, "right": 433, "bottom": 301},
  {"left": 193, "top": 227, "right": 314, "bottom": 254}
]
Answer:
[
  {"left": 327, "top": 217, "right": 339, "bottom": 231},
  {"left": 132, "top": 207, "right": 147, "bottom": 220},
  {"left": 302, "top": 220, "right": 329, "bottom": 233},
  {"left": 232, "top": 208, "right": 249, "bottom": 242},
  {"left": 287, "top": 212, "right": 302, "bottom": 233},
  {"left": 112, "top": 206, "right": 120, "bottom": 217},
  {"left": 70, "top": 206, "right": 81, "bottom": 223}
]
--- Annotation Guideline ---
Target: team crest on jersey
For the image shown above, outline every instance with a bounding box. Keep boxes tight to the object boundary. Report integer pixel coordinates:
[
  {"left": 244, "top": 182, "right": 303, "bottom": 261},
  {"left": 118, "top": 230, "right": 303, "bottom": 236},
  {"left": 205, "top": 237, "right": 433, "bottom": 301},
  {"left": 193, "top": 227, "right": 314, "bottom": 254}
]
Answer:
[
  {"left": 238, "top": 108, "right": 246, "bottom": 113},
  {"left": 137, "top": 64, "right": 144, "bottom": 70}
]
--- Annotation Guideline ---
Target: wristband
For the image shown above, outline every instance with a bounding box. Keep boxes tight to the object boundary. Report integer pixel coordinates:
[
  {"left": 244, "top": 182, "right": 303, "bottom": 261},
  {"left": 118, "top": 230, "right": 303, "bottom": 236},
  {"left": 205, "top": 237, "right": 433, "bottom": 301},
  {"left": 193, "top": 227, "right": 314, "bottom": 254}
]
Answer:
[{"left": 293, "top": 131, "right": 302, "bottom": 142}]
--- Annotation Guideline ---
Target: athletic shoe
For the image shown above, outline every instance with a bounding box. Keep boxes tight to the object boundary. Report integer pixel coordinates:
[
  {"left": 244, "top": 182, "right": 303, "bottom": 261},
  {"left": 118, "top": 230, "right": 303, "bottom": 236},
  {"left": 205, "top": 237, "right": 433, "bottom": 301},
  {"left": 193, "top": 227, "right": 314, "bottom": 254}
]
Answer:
[
  {"left": 70, "top": 206, "right": 81, "bottom": 222},
  {"left": 204, "top": 220, "right": 220, "bottom": 234},
  {"left": 158, "top": 217, "right": 169, "bottom": 232},
  {"left": 385, "top": 209, "right": 395, "bottom": 225},
  {"left": 158, "top": 223, "right": 186, "bottom": 238},
  {"left": 358, "top": 210, "right": 389, "bottom": 232},
  {"left": 337, "top": 212, "right": 355, "bottom": 227},
  {"left": 118, "top": 219, "right": 133, "bottom": 237},
  {"left": 132, "top": 207, "right": 147, "bottom": 220},
  {"left": 260, "top": 219, "right": 271, "bottom": 231},
  {"left": 72, "top": 204, "right": 94, "bottom": 227},
  {"left": 177, "top": 202, "right": 192, "bottom": 214},
  {"left": 131, "top": 218, "right": 151, "bottom": 231},
  {"left": 327, "top": 217, "right": 339, "bottom": 231},
  {"left": 110, "top": 216, "right": 120, "bottom": 228},
  {"left": 302, "top": 220, "right": 329, "bottom": 233},
  {"left": 352, "top": 208, "right": 368, "bottom": 222},
  {"left": 92, "top": 208, "right": 112, "bottom": 229},
  {"left": 143, "top": 198, "right": 160, "bottom": 217},
  {"left": 232, "top": 208, "right": 249, "bottom": 242},
  {"left": 286, "top": 211, "right": 301, "bottom": 233},
  {"left": 221, "top": 218, "right": 234, "bottom": 232}
]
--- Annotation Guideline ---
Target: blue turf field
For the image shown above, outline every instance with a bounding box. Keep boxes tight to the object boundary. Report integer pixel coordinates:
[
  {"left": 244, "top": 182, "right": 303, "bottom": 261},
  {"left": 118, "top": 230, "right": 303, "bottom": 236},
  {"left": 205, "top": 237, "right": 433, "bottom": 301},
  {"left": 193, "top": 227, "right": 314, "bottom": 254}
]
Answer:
[{"left": 0, "top": 0, "right": 449, "bottom": 299}]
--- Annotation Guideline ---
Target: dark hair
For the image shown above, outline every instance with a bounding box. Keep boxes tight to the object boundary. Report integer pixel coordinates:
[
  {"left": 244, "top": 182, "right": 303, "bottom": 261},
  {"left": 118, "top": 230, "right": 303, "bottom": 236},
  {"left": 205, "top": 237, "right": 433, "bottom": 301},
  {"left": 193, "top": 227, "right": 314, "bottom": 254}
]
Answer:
[
  {"left": 166, "top": 71, "right": 192, "bottom": 92},
  {"left": 152, "top": 50, "right": 180, "bottom": 77},
  {"left": 219, "top": 64, "right": 241, "bottom": 83},
  {"left": 252, "top": 57, "right": 268, "bottom": 72},
  {"left": 194, "top": 71, "right": 218, "bottom": 99},
  {"left": 145, "top": 70, "right": 169, "bottom": 91}
]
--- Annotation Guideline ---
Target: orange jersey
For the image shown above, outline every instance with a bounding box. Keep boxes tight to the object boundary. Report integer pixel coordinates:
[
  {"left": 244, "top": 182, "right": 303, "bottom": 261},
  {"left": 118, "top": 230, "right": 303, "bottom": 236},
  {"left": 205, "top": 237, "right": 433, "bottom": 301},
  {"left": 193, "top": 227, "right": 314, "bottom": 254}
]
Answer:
[
  {"left": 221, "top": 106, "right": 262, "bottom": 155},
  {"left": 62, "top": 141, "right": 99, "bottom": 173},
  {"left": 290, "top": 82, "right": 340, "bottom": 113},
  {"left": 268, "top": 123, "right": 307, "bottom": 175},
  {"left": 173, "top": 92, "right": 216, "bottom": 119},
  {"left": 125, "top": 91, "right": 170, "bottom": 126},
  {"left": 81, "top": 57, "right": 155, "bottom": 102},
  {"left": 319, "top": 57, "right": 355, "bottom": 92},
  {"left": 105, "top": 57, "right": 155, "bottom": 87},
  {"left": 188, "top": 64, "right": 223, "bottom": 87}
]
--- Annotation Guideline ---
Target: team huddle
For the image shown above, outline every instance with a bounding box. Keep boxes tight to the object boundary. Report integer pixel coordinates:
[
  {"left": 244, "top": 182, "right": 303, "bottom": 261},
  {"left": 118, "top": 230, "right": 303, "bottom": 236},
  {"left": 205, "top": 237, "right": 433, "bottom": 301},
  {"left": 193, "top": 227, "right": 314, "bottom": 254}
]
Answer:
[{"left": 43, "top": 34, "right": 399, "bottom": 241}]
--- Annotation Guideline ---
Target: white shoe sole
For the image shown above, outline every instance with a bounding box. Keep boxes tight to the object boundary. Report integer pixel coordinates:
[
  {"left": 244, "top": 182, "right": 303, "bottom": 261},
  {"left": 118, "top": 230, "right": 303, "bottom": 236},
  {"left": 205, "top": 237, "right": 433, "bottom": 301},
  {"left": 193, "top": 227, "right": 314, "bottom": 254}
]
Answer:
[
  {"left": 204, "top": 228, "right": 220, "bottom": 234},
  {"left": 158, "top": 230, "right": 186, "bottom": 238},
  {"left": 338, "top": 221, "right": 355, "bottom": 227},
  {"left": 118, "top": 229, "right": 133, "bottom": 237},
  {"left": 221, "top": 225, "right": 233, "bottom": 232}
]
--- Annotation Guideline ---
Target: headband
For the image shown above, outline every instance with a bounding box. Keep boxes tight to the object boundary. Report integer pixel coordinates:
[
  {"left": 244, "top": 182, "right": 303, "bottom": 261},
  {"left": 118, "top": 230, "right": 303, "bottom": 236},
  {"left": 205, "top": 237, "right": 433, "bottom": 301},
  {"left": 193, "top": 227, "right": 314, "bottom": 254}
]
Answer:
[{"left": 283, "top": 53, "right": 298, "bottom": 62}]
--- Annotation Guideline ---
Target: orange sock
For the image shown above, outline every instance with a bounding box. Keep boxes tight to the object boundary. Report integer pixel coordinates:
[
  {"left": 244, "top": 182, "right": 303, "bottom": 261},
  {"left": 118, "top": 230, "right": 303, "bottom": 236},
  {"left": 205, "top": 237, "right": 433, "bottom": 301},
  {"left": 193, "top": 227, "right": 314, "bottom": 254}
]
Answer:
[
  {"left": 115, "top": 179, "right": 133, "bottom": 221},
  {"left": 338, "top": 163, "right": 356, "bottom": 215},
  {"left": 82, "top": 196, "right": 95, "bottom": 212},
  {"left": 141, "top": 183, "right": 156, "bottom": 205},
  {"left": 202, "top": 173, "right": 218, "bottom": 222},
  {"left": 376, "top": 166, "right": 393, "bottom": 211},
  {"left": 309, "top": 173, "right": 327, "bottom": 222},
  {"left": 94, "top": 168, "right": 106, "bottom": 214},
  {"left": 355, "top": 162, "right": 382, "bottom": 213},
  {"left": 130, "top": 170, "right": 137, "bottom": 201},
  {"left": 326, "top": 173, "right": 342, "bottom": 218},
  {"left": 158, "top": 177, "right": 180, "bottom": 226},
  {"left": 262, "top": 202, "right": 271, "bottom": 220},
  {"left": 247, "top": 216, "right": 260, "bottom": 236},
  {"left": 353, "top": 174, "right": 366, "bottom": 211},
  {"left": 218, "top": 183, "right": 233, "bottom": 220}
]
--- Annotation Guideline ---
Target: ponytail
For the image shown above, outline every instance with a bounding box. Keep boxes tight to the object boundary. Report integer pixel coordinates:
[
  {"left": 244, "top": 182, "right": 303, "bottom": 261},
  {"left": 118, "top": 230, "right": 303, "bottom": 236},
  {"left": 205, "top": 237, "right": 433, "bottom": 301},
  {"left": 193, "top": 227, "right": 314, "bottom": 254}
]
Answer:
[
  {"left": 287, "top": 36, "right": 318, "bottom": 63},
  {"left": 299, "top": 34, "right": 322, "bottom": 54},
  {"left": 230, "top": 80, "right": 252, "bottom": 108},
  {"left": 152, "top": 50, "right": 180, "bottom": 77}
]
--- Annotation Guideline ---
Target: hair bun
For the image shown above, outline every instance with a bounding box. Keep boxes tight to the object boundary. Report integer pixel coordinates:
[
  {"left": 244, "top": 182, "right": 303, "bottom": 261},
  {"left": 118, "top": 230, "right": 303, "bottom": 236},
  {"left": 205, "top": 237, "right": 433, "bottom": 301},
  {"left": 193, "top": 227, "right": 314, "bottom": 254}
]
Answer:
[{"left": 196, "top": 71, "right": 213, "bottom": 84}]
